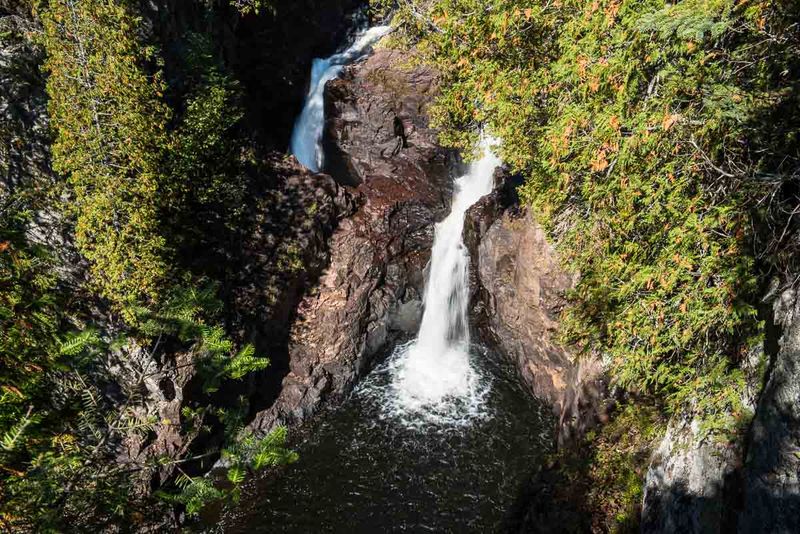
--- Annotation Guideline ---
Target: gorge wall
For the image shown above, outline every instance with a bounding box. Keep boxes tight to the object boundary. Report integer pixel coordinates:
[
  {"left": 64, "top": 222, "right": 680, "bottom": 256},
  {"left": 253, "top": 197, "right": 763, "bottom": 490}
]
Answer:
[
  {"left": 640, "top": 286, "right": 800, "bottom": 534},
  {"left": 738, "top": 287, "right": 800, "bottom": 533},
  {"left": 249, "top": 47, "right": 458, "bottom": 435},
  {"left": 464, "top": 179, "right": 609, "bottom": 447},
  {"left": 467, "top": 185, "right": 800, "bottom": 533}
]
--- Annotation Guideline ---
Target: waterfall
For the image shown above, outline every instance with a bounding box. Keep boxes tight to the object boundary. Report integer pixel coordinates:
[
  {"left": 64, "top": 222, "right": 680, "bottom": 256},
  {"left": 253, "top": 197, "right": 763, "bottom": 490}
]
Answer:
[
  {"left": 290, "top": 25, "right": 391, "bottom": 172},
  {"left": 388, "top": 137, "right": 501, "bottom": 421}
]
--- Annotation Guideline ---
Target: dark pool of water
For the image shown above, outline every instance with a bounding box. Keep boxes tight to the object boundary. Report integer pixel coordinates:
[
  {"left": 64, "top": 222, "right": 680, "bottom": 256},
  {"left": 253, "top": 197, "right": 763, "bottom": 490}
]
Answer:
[{"left": 217, "top": 344, "right": 553, "bottom": 533}]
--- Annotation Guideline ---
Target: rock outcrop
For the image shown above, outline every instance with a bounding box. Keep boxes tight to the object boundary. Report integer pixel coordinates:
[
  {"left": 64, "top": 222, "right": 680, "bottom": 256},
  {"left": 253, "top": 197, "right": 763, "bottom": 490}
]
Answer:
[
  {"left": 249, "top": 48, "right": 457, "bottom": 434},
  {"left": 640, "top": 322, "right": 763, "bottom": 533},
  {"left": 738, "top": 287, "right": 800, "bottom": 533},
  {"left": 112, "top": 155, "right": 353, "bottom": 496},
  {"left": 641, "top": 416, "right": 744, "bottom": 533},
  {"left": 465, "top": 181, "right": 608, "bottom": 446},
  {"left": 114, "top": 344, "right": 203, "bottom": 496}
]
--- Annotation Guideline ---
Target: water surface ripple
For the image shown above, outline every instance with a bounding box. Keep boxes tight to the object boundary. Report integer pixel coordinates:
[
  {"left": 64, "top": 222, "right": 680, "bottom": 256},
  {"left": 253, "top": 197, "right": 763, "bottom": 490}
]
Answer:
[{"left": 220, "top": 345, "right": 553, "bottom": 533}]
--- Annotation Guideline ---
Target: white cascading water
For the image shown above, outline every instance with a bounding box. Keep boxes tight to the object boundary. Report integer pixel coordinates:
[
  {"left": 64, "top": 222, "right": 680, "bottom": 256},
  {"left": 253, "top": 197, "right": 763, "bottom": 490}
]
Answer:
[
  {"left": 384, "top": 137, "right": 502, "bottom": 423},
  {"left": 290, "top": 25, "right": 391, "bottom": 172},
  {"left": 288, "top": 21, "right": 500, "bottom": 424}
]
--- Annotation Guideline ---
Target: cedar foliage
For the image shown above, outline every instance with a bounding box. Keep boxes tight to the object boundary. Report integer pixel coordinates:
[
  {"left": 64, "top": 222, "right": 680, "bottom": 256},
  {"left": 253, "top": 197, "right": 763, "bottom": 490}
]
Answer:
[
  {"left": 381, "top": 2, "right": 800, "bottom": 528},
  {"left": 40, "top": 0, "right": 171, "bottom": 314},
  {"left": 381, "top": 0, "right": 800, "bottom": 430}
]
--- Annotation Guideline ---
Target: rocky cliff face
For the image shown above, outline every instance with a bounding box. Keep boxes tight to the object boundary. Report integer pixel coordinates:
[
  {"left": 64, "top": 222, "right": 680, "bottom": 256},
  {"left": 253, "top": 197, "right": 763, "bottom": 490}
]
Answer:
[
  {"left": 640, "top": 286, "right": 800, "bottom": 534},
  {"left": 641, "top": 415, "right": 746, "bottom": 533},
  {"left": 249, "top": 48, "right": 457, "bottom": 435},
  {"left": 112, "top": 155, "right": 353, "bottom": 497},
  {"left": 464, "top": 181, "right": 608, "bottom": 446},
  {"left": 1, "top": 3, "right": 365, "bottom": 501},
  {"left": 462, "top": 178, "right": 800, "bottom": 533},
  {"left": 0, "top": 8, "right": 84, "bottom": 282}
]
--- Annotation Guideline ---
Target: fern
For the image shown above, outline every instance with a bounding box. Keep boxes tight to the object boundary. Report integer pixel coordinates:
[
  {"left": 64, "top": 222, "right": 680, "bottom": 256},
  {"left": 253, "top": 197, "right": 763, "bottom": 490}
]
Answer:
[
  {"left": 58, "top": 330, "right": 101, "bottom": 357},
  {"left": 1, "top": 411, "right": 39, "bottom": 452}
]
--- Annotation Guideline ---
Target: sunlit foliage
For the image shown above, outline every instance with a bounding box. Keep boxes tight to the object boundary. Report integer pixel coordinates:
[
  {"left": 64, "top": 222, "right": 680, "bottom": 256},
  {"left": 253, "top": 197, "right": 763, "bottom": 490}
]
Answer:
[
  {"left": 41, "top": 0, "right": 171, "bottom": 314},
  {"left": 381, "top": 0, "right": 800, "bottom": 427}
]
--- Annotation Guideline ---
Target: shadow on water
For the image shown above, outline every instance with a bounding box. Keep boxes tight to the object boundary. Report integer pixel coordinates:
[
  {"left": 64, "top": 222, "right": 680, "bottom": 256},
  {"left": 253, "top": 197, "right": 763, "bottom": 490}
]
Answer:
[{"left": 216, "top": 343, "right": 554, "bottom": 533}]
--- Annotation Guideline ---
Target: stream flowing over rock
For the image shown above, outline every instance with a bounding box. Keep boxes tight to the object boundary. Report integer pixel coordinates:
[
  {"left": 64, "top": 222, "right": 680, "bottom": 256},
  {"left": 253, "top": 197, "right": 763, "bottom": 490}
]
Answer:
[
  {"left": 1, "top": 1, "right": 370, "bottom": 506},
  {"left": 8, "top": 3, "right": 797, "bottom": 528},
  {"left": 249, "top": 48, "right": 457, "bottom": 435}
]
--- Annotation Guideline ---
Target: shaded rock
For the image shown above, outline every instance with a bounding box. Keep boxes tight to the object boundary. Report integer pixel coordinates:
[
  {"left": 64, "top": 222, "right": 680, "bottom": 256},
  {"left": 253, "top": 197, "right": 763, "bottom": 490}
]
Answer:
[
  {"left": 641, "top": 418, "right": 742, "bottom": 533},
  {"left": 641, "top": 344, "right": 763, "bottom": 533},
  {"left": 1, "top": 13, "right": 48, "bottom": 193},
  {"left": 228, "top": 0, "right": 363, "bottom": 148},
  {"left": 225, "top": 154, "right": 356, "bottom": 416},
  {"left": 502, "top": 459, "right": 591, "bottom": 534},
  {"left": 738, "top": 287, "right": 800, "bottom": 533},
  {"left": 249, "top": 48, "right": 457, "bottom": 435},
  {"left": 113, "top": 344, "right": 203, "bottom": 496},
  {"left": 110, "top": 154, "right": 354, "bottom": 496},
  {"left": 142, "top": 0, "right": 362, "bottom": 149},
  {"left": 0, "top": 11, "right": 85, "bottom": 284}
]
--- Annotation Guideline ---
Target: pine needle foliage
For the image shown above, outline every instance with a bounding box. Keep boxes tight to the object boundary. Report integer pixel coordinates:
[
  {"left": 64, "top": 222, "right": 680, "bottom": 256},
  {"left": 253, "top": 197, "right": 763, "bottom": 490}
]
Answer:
[
  {"left": 161, "top": 426, "right": 297, "bottom": 517},
  {"left": 135, "top": 283, "right": 269, "bottom": 393}
]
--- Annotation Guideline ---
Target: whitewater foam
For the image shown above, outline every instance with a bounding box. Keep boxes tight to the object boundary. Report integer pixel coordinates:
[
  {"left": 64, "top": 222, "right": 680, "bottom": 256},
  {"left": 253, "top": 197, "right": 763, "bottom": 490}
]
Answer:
[{"left": 373, "top": 137, "right": 502, "bottom": 426}]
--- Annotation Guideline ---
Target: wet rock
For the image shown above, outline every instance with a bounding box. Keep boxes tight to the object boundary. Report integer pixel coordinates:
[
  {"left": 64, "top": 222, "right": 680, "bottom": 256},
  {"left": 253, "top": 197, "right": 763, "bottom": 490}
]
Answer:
[{"left": 249, "top": 48, "right": 457, "bottom": 435}]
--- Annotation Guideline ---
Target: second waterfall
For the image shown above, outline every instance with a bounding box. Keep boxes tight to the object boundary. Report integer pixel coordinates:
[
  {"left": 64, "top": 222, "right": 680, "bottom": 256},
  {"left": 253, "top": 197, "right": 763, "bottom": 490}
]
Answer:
[{"left": 290, "top": 25, "right": 391, "bottom": 172}]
